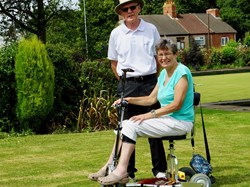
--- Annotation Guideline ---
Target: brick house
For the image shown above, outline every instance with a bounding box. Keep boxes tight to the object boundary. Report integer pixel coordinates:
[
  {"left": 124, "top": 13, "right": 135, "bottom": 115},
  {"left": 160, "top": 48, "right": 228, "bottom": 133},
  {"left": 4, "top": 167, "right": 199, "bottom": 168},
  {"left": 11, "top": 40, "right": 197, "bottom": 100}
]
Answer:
[{"left": 139, "top": 0, "right": 237, "bottom": 50}]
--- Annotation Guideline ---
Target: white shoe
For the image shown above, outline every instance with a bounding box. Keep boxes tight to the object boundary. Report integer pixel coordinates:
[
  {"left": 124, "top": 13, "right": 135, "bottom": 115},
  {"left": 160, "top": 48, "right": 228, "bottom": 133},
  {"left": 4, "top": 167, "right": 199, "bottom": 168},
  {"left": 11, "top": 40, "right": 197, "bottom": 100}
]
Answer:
[{"left": 155, "top": 172, "right": 166, "bottom": 178}]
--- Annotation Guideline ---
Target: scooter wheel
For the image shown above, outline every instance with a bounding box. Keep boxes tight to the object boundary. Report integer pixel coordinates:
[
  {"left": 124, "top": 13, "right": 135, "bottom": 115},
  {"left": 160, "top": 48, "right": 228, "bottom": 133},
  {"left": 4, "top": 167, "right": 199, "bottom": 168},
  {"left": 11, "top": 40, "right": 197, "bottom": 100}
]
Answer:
[
  {"left": 190, "top": 173, "right": 211, "bottom": 187},
  {"left": 116, "top": 184, "right": 126, "bottom": 187},
  {"left": 179, "top": 167, "right": 196, "bottom": 182},
  {"left": 209, "top": 175, "right": 216, "bottom": 184}
]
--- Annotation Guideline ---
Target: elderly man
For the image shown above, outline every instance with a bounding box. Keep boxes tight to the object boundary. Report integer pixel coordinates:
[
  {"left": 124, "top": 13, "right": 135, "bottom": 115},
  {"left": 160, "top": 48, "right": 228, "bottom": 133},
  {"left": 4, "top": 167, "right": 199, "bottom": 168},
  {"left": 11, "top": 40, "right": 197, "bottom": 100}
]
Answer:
[{"left": 89, "top": 0, "right": 167, "bottom": 181}]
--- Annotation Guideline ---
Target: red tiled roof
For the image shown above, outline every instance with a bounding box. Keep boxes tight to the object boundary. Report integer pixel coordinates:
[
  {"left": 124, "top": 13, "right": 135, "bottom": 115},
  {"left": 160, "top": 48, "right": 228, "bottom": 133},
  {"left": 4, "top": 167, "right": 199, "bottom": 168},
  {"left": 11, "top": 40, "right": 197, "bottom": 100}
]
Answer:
[
  {"left": 177, "top": 14, "right": 208, "bottom": 34},
  {"left": 139, "top": 13, "right": 236, "bottom": 36}
]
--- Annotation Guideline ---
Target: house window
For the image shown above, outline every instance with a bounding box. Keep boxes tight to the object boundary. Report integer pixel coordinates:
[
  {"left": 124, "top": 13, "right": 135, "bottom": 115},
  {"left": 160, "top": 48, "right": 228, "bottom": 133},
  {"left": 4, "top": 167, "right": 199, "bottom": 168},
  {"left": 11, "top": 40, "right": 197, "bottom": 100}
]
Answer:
[
  {"left": 194, "top": 36, "right": 205, "bottom": 46},
  {"left": 221, "top": 37, "right": 229, "bottom": 46},
  {"left": 177, "top": 38, "right": 185, "bottom": 50}
]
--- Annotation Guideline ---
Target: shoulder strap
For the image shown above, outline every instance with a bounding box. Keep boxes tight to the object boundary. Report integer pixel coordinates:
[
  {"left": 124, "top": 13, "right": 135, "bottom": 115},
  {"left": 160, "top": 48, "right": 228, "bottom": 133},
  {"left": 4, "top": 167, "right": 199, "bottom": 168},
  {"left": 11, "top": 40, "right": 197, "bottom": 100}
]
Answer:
[
  {"left": 199, "top": 100, "right": 211, "bottom": 163},
  {"left": 191, "top": 92, "right": 211, "bottom": 163}
]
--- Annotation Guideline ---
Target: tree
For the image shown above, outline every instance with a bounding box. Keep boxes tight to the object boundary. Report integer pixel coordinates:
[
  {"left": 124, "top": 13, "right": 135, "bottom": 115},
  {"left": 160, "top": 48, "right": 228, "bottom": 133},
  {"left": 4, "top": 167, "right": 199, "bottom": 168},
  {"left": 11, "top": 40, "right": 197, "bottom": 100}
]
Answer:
[
  {"left": 15, "top": 35, "right": 55, "bottom": 132},
  {"left": 173, "top": 0, "right": 210, "bottom": 13},
  {"left": 0, "top": 0, "right": 74, "bottom": 43},
  {"left": 216, "top": 0, "right": 250, "bottom": 40},
  {"left": 78, "top": 0, "right": 117, "bottom": 59},
  {"left": 141, "top": 0, "right": 210, "bottom": 14}
]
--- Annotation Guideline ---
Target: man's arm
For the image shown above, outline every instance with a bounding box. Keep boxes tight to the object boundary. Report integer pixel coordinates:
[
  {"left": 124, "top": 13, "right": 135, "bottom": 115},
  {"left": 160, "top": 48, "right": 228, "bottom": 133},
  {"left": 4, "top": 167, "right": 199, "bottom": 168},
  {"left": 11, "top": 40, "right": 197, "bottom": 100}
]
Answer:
[
  {"left": 155, "top": 55, "right": 161, "bottom": 76},
  {"left": 111, "top": 60, "right": 120, "bottom": 80}
]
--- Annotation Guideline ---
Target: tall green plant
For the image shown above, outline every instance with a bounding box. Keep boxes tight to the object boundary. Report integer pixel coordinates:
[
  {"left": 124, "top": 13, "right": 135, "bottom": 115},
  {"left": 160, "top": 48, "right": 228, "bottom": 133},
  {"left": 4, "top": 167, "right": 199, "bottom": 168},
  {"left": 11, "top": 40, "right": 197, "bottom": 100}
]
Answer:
[
  {"left": 15, "top": 35, "right": 55, "bottom": 132},
  {"left": 0, "top": 43, "right": 18, "bottom": 132}
]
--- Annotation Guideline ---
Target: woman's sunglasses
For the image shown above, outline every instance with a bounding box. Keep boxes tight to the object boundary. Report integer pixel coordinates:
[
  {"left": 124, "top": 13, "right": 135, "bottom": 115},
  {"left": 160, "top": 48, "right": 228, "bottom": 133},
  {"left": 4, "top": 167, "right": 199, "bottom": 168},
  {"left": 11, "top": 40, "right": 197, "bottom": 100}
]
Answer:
[{"left": 120, "top": 4, "right": 138, "bottom": 12}]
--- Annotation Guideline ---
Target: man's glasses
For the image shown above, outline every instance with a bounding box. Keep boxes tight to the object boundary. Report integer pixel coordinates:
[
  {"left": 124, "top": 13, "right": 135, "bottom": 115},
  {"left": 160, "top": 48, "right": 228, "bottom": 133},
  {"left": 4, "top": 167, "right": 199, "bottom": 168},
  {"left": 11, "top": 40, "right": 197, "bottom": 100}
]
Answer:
[{"left": 120, "top": 4, "right": 138, "bottom": 12}]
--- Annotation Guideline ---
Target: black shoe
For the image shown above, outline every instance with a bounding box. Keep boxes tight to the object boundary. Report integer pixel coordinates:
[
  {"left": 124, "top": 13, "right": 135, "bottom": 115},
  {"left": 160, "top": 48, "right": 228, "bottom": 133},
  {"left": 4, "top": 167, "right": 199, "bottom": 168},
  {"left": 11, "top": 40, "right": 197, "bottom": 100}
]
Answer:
[
  {"left": 128, "top": 172, "right": 136, "bottom": 183},
  {"left": 128, "top": 172, "right": 135, "bottom": 179}
]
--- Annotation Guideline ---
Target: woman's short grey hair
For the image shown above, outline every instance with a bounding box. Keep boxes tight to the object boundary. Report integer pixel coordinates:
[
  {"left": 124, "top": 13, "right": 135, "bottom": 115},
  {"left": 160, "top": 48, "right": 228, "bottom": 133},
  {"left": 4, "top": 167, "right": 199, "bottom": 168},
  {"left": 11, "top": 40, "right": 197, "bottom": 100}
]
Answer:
[{"left": 155, "top": 39, "right": 178, "bottom": 54}]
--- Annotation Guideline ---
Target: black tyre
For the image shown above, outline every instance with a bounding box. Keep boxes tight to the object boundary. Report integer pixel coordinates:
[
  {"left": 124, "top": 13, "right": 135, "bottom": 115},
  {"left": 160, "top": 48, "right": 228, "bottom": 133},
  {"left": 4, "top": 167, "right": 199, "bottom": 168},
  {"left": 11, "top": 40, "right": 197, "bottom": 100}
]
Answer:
[
  {"left": 116, "top": 184, "right": 126, "bottom": 187},
  {"left": 209, "top": 175, "right": 216, "bottom": 184},
  {"left": 179, "top": 167, "right": 196, "bottom": 182}
]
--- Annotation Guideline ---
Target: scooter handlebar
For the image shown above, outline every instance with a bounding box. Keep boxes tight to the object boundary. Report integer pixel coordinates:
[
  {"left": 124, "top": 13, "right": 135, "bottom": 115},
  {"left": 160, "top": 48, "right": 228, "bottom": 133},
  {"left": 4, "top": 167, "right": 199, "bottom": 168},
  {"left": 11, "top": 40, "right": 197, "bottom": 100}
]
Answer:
[
  {"left": 121, "top": 68, "right": 134, "bottom": 73},
  {"left": 114, "top": 100, "right": 128, "bottom": 108}
]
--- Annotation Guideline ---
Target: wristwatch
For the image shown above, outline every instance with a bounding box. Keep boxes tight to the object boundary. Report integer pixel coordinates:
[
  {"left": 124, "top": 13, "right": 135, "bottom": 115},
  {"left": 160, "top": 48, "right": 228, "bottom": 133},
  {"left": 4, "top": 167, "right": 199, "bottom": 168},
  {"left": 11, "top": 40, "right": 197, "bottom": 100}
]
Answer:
[{"left": 150, "top": 109, "right": 157, "bottom": 118}]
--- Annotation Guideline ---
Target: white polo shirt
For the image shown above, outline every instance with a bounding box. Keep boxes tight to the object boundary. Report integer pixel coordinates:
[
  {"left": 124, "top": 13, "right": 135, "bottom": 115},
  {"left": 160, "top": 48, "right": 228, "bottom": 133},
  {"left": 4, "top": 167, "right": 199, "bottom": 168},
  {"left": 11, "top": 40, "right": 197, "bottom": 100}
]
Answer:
[{"left": 108, "top": 19, "right": 160, "bottom": 78}]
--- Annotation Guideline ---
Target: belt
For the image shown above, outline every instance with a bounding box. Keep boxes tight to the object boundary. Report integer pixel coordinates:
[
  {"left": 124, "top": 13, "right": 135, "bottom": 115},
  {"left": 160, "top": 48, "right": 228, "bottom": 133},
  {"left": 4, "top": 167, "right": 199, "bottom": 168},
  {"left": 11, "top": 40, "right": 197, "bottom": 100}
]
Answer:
[{"left": 121, "top": 73, "right": 157, "bottom": 82}]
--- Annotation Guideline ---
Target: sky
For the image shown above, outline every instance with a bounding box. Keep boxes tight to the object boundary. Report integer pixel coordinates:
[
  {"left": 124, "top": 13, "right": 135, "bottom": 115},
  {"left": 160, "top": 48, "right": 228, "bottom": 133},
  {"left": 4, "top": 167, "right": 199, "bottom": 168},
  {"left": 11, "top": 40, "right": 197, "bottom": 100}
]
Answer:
[{"left": 66, "top": 0, "right": 80, "bottom": 9}]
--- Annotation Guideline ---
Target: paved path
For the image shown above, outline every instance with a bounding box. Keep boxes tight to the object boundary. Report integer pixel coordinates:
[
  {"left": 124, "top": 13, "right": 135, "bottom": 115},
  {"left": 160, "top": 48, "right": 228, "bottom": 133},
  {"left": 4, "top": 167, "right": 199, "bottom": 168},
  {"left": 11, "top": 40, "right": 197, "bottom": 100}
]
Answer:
[{"left": 202, "top": 99, "right": 250, "bottom": 112}]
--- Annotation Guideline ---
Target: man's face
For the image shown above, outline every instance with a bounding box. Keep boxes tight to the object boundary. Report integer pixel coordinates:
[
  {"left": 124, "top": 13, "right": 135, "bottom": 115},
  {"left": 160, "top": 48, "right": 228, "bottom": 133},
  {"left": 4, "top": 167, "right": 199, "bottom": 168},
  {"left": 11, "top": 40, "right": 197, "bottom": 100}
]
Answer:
[{"left": 119, "top": 2, "right": 141, "bottom": 22}]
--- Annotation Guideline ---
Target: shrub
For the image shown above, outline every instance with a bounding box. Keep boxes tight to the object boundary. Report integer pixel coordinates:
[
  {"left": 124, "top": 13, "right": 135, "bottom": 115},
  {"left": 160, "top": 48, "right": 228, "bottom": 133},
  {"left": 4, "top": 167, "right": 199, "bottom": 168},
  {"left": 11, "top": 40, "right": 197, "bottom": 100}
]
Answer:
[
  {"left": 221, "top": 46, "right": 238, "bottom": 65},
  {"left": 183, "top": 39, "right": 204, "bottom": 70},
  {"left": 79, "top": 59, "right": 117, "bottom": 97},
  {"left": 237, "top": 47, "right": 250, "bottom": 66},
  {"left": 77, "top": 90, "right": 117, "bottom": 132},
  {"left": 45, "top": 43, "right": 82, "bottom": 133},
  {"left": 226, "top": 40, "right": 239, "bottom": 48},
  {"left": 209, "top": 48, "right": 222, "bottom": 69},
  {"left": 0, "top": 43, "right": 19, "bottom": 132},
  {"left": 243, "top": 32, "right": 250, "bottom": 47},
  {"left": 78, "top": 60, "right": 118, "bottom": 131},
  {"left": 15, "top": 35, "right": 55, "bottom": 132}
]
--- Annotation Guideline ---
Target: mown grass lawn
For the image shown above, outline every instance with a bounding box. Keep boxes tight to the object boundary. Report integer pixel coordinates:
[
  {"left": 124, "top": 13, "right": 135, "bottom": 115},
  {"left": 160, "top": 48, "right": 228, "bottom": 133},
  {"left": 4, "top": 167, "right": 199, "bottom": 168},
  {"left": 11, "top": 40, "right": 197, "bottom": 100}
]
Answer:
[
  {"left": 193, "top": 72, "right": 250, "bottom": 103},
  {"left": 0, "top": 72, "right": 250, "bottom": 187}
]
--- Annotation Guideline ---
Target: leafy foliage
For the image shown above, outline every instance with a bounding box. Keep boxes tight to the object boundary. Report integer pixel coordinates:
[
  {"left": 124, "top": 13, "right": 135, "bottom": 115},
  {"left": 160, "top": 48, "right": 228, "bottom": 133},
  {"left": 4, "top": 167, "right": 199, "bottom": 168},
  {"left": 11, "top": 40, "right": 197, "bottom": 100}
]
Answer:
[
  {"left": 208, "top": 48, "right": 222, "bottom": 68},
  {"left": 45, "top": 42, "right": 82, "bottom": 133},
  {"left": 216, "top": 0, "right": 250, "bottom": 40},
  {"left": 243, "top": 32, "right": 250, "bottom": 47},
  {"left": 182, "top": 38, "right": 204, "bottom": 70},
  {"left": 0, "top": 0, "right": 74, "bottom": 43},
  {"left": 77, "top": 90, "right": 117, "bottom": 132},
  {"left": 221, "top": 45, "right": 238, "bottom": 65},
  {"left": 236, "top": 47, "right": 250, "bottom": 67},
  {"left": 173, "top": 0, "right": 210, "bottom": 13},
  {"left": 15, "top": 35, "right": 55, "bottom": 132},
  {"left": 77, "top": 60, "right": 118, "bottom": 131},
  {"left": 78, "top": 0, "right": 118, "bottom": 60},
  {"left": 79, "top": 59, "right": 117, "bottom": 97},
  {"left": 0, "top": 43, "right": 18, "bottom": 132}
]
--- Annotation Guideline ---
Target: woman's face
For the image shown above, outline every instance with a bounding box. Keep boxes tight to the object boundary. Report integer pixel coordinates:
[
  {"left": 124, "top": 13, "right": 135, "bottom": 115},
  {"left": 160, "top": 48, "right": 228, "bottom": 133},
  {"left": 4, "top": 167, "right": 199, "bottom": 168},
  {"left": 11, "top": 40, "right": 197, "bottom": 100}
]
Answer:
[
  {"left": 119, "top": 2, "right": 141, "bottom": 23},
  {"left": 157, "top": 48, "right": 177, "bottom": 69}
]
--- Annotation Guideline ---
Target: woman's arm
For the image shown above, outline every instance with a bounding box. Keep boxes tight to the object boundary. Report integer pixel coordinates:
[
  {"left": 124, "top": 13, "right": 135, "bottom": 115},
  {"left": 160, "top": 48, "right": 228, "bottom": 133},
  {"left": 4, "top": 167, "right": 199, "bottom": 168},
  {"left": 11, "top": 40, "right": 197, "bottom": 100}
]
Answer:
[
  {"left": 113, "top": 84, "right": 159, "bottom": 106},
  {"left": 126, "top": 84, "right": 159, "bottom": 106},
  {"left": 130, "top": 76, "right": 188, "bottom": 122},
  {"left": 155, "top": 76, "right": 188, "bottom": 117}
]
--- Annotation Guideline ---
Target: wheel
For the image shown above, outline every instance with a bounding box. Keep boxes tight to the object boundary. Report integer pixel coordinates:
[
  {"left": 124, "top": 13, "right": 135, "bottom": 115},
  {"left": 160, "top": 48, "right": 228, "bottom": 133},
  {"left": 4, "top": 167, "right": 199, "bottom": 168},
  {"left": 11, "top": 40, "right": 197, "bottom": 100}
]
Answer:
[
  {"left": 115, "top": 184, "right": 126, "bottom": 187},
  {"left": 209, "top": 175, "right": 216, "bottom": 184},
  {"left": 190, "top": 173, "right": 212, "bottom": 187},
  {"left": 179, "top": 167, "right": 196, "bottom": 182}
]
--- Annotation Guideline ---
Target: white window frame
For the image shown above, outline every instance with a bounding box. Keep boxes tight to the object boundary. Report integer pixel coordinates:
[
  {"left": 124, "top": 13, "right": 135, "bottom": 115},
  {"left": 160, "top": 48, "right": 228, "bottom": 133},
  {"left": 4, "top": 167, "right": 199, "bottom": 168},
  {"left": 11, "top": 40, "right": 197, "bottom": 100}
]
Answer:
[
  {"left": 194, "top": 36, "right": 205, "bottom": 46},
  {"left": 221, "top": 37, "right": 229, "bottom": 46},
  {"left": 177, "top": 37, "right": 185, "bottom": 50}
]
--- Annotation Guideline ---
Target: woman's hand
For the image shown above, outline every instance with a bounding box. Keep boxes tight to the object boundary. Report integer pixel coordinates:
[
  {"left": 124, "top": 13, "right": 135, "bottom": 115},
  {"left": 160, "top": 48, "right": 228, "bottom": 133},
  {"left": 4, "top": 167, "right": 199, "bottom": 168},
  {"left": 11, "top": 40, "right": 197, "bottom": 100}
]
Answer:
[
  {"left": 130, "top": 113, "right": 151, "bottom": 123},
  {"left": 112, "top": 99, "right": 122, "bottom": 107}
]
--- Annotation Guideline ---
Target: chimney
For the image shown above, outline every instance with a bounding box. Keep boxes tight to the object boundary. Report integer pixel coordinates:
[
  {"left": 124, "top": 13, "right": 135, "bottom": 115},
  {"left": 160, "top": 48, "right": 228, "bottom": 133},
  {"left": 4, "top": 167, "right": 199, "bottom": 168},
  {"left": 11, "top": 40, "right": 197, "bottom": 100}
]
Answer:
[
  {"left": 206, "top": 8, "right": 220, "bottom": 17},
  {"left": 163, "top": 0, "right": 177, "bottom": 18}
]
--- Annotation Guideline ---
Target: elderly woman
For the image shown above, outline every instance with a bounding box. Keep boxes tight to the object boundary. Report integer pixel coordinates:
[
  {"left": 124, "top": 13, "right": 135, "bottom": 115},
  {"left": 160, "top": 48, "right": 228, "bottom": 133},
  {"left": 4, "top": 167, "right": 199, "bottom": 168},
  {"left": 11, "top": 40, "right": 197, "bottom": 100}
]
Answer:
[{"left": 88, "top": 39, "right": 194, "bottom": 185}]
